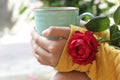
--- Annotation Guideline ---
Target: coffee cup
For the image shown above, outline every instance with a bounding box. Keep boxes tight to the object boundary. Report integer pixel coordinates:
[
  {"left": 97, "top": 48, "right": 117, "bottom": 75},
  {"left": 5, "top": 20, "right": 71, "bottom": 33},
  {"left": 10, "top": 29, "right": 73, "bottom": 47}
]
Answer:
[{"left": 33, "top": 7, "right": 94, "bottom": 39}]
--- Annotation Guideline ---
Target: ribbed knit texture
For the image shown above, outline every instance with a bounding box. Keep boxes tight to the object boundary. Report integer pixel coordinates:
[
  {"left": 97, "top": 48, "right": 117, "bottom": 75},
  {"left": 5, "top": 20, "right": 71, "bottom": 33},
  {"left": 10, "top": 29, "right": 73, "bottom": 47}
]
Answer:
[{"left": 55, "top": 25, "right": 120, "bottom": 80}]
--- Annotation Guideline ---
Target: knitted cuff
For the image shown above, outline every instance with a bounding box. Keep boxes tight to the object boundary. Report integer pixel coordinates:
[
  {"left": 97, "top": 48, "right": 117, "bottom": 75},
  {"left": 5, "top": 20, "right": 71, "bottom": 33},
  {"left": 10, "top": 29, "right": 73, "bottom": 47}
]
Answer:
[{"left": 54, "top": 25, "right": 92, "bottom": 72}]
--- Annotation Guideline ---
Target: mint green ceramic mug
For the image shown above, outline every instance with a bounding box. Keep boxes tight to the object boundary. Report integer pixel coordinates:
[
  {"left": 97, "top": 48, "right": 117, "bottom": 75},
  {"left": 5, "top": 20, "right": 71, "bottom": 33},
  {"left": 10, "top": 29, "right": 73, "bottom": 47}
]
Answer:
[{"left": 34, "top": 7, "right": 94, "bottom": 38}]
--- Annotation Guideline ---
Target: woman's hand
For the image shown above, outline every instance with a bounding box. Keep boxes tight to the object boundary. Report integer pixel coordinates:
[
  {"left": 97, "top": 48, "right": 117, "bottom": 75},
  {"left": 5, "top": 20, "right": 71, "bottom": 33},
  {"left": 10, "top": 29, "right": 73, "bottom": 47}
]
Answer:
[{"left": 31, "top": 26, "right": 70, "bottom": 67}]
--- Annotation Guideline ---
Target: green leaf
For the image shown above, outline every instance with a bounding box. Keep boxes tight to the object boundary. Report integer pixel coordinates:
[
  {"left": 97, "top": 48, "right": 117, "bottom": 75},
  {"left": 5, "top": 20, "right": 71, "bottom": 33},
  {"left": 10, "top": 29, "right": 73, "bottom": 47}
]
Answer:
[
  {"left": 113, "top": 6, "right": 120, "bottom": 25},
  {"left": 110, "top": 24, "right": 119, "bottom": 40},
  {"left": 111, "top": 31, "right": 120, "bottom": 46},
  {"left": 105, "top": 0, "right": 115, "bottom": 7},
  {"left": 19, "top": 6, "right": 28, "bottom": 14},
  {"left": 85, "top": 16, "right": 110, "bottom": 32}
]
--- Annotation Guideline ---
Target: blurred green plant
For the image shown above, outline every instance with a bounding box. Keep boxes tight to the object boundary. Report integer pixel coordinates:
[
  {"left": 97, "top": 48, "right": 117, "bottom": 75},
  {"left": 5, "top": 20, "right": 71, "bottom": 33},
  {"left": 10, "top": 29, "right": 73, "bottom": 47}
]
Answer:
[
  {"left": 110, "top": 6, "right": 120, "bottom": 47},
  {"left": 19, "top": 1, "right": 28, "bottom": 15},
  {"left": 19, "top": 0, "right": 119, "bottom": 16},
  {"left": 41, "top": 0, "right": 119, "bottom": 16}
]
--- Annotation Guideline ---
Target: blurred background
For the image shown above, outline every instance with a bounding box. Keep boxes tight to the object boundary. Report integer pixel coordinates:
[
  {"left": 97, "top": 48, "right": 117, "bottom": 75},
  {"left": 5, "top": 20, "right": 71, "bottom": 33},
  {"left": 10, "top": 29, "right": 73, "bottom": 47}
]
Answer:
[{"left": 0, "top": 0, "right": 119, "bottom": 80}]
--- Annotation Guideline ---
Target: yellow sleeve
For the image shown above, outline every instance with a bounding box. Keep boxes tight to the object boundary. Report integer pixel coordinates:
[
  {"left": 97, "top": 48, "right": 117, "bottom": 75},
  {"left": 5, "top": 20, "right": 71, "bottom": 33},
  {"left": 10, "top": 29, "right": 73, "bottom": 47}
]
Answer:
[
  {"left": 55, "top": 25, "right": 120, "bottom": 80},
  {"left": 94, "top": 43, "right": 120, "bottom": 80},
  {"left": 55, "top": 25, "right": 94, "bottom": 72}
]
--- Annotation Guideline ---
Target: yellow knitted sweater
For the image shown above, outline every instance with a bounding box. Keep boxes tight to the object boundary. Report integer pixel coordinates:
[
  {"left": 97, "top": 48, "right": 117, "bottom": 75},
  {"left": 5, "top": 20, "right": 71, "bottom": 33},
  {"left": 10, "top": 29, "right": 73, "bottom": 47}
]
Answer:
[{"left": 55, "top": 25, "right": 120, "bottom": 80}]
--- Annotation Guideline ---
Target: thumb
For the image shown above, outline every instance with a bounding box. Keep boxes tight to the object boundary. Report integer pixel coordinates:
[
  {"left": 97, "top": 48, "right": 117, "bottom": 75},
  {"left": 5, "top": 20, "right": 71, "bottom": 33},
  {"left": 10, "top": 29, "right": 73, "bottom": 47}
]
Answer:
[{"left": 42, "top": 26, "right": 70, "bottom": 39}]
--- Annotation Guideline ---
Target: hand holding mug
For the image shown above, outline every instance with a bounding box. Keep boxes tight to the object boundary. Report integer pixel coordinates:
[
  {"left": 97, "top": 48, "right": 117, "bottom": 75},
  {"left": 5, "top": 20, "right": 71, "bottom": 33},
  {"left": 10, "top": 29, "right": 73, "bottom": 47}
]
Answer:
[
  {"left": 33, "top": 7, "right": 94, "bottom": 39},
  {"left": 31, "top": 26, "right": 70, "bottom": 67}
]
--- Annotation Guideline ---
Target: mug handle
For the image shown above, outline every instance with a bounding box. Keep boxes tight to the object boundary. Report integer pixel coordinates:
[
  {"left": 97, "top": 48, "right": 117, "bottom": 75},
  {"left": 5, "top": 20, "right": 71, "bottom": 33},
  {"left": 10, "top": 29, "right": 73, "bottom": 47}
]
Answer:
[{"left": 78, "top": 12, "right": 94, "bottom": 26}]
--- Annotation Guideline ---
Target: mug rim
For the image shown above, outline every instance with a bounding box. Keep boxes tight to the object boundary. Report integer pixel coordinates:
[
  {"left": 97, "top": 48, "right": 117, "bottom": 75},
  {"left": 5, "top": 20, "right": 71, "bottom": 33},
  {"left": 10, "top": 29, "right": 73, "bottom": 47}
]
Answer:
[{"left": 34, "top": 7, "right": 79, "bottom": 12}]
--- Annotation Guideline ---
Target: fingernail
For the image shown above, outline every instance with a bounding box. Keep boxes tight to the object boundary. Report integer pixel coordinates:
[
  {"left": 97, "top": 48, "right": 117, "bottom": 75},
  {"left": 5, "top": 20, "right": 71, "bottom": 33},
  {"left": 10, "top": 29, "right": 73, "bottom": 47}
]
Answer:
[{"left": 42, "top": 29, "right": 48, "bottom": 36}]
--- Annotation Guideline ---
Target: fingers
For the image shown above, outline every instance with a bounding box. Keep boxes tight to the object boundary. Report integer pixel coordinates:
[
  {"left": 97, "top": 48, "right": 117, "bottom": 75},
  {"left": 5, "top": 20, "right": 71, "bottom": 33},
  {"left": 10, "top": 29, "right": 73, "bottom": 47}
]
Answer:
[
  {"left": 31, "top": 39, "right": 59, "bottom": 67},
  {"left": 31, "top": 30, "right": 60, "bottom": 66},
  {"left": 31, "top": 39, "right": 49, "bottom": 59},
  {"left": 31, "top": 30, "right": 51, "bottom": 51},
  {"left": 31, "top": 27, "right": 68, "bottom": 67},
  {"left": 42, "top": 26, "right": 70, "bottom": 39},
  {"left": 31, "top": 30, "right": 65, "bottom": 53},
  {"left": 33, "top": 46, "right": 51, "bottom": 65},
  {"left": 31, "top": 39, "right": 54, "bottom": 66},
  {"left": 31, "top": 30, "right": 51, "bottom": 63}
]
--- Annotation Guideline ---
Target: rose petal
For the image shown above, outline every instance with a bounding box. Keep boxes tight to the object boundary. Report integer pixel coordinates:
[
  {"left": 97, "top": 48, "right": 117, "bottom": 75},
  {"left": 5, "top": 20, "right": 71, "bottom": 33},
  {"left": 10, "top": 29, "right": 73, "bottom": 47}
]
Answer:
[{"left": 68, "top": 31, "right": 99, "bottom": 65}]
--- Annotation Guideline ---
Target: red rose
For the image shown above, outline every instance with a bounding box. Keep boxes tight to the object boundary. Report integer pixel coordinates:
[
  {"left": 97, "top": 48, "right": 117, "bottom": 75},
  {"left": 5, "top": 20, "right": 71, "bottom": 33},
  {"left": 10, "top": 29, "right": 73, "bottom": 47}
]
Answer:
[{"left": 68, "top": 31, "right": 99, "bottom": 65}]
